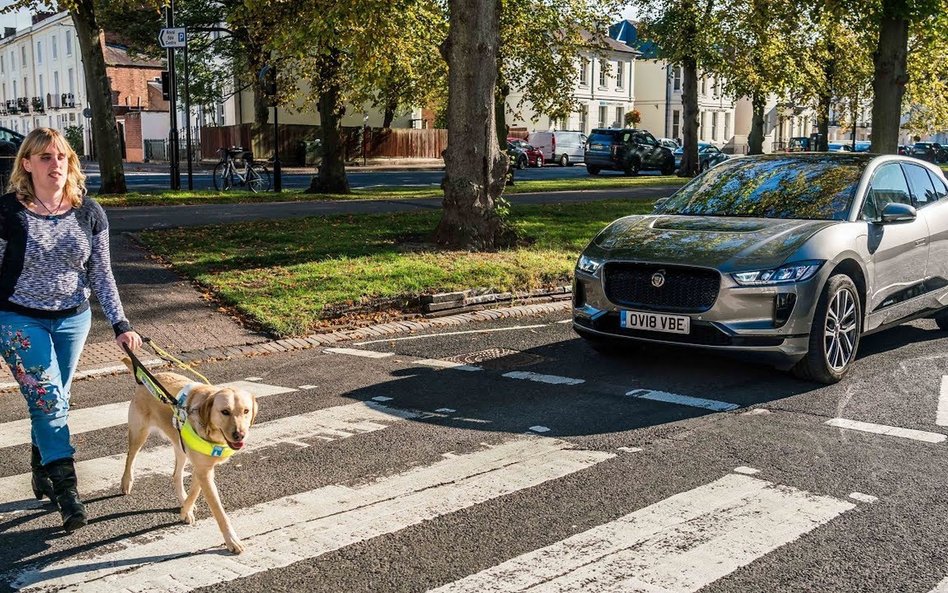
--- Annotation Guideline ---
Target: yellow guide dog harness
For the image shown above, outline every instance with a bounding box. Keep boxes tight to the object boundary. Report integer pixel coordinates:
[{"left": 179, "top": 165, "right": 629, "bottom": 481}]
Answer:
[{"left": 125, "top": 343, "right": 235, "bottom": 459}]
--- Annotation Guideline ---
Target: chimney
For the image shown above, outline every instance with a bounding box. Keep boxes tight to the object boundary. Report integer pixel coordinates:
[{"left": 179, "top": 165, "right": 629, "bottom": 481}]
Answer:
[
  {"left": 3, "top": 28, "right": 16, "bottom": 39},
  {"left": 31, "top": 12, "right": 56, "bottom": 25}
]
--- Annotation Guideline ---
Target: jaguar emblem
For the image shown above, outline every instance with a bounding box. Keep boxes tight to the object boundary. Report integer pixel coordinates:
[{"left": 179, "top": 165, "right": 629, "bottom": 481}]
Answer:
[{"left": 651, "top": 271, "right": 666, "bottom": 288}]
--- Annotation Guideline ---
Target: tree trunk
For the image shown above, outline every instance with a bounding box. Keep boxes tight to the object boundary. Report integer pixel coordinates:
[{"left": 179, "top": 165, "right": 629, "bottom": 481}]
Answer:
[
  {"left": 382, "top": 96, "right": 397, "bottom": 129},
  {"left": 678, "top": 57, "right": 700, "bottom": 177},
  {"left": 748, "top": 93, "right": 765, "bottom": 155},
  {"left": 434, "top": 0, "right": 515, "bottom": 250},
  {"left": 306, "top": 74, "right": 350, "bottom": 194},
  {"left": 870, "top": 0, "right": 908, "bottom": 154},
  {"left": 816, "top": 44, "right": 834, "bottom": 152},
  {"left": 71, "top": 1, "right": 126, "bottom": 195}
]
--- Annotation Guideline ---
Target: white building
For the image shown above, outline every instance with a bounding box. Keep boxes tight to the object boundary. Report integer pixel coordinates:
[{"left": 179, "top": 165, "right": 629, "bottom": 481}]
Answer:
[{"left": 505, "top": 35, "right": 639, "bottom": 135}]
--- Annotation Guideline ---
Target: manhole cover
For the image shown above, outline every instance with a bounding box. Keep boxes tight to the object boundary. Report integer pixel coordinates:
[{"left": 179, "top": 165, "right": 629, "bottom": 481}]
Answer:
[{"left": 445, "top": 348, "right": 547, "bottom": 371}]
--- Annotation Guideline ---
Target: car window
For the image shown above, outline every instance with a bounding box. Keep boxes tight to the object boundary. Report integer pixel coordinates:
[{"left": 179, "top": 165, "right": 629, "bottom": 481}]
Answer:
[
  {"left": 926, "top": 170, "right": 948, "bottom": 203},
  {"left": 643, "top": 133, "right": 659, "bottom": 146},
  {"left": 863, "top": 163, "right": 911, "bottom": 221},
  {"left": 588, "top": 132, "right": 617, "bottom": 144},
  {"left": 622, "top": 132, "right": 632, "bottom": 143},
  {"left": 654, "top": 156, "right": 866, "bottom": 220},
  {"left": 902, "top": 163, "right": 937, "bottom": 207}
]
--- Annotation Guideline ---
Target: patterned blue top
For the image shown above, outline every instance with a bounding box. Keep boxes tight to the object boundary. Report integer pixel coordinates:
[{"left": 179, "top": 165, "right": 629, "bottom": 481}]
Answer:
[{"left": 0, "top": 192, "right": 131, "bottom": 335}]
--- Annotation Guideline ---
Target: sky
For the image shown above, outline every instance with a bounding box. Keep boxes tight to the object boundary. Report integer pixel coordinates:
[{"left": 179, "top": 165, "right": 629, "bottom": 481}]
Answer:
[{"left": 0, "top": 2, "right": 31, "bottom": 32}]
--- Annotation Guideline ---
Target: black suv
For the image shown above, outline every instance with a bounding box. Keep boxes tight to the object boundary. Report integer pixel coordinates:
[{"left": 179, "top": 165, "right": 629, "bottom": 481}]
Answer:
[{"left": 584, "top": 128, "right": 675, "bottom": 176}]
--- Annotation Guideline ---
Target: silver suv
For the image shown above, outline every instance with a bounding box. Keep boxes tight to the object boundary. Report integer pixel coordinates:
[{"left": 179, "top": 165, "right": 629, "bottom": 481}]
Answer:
[{"left": 573, "top": 154, "right": 948, "bottom": 383}]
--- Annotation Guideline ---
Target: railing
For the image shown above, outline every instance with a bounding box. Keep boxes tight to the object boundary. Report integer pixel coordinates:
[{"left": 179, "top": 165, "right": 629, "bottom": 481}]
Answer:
[{"left": 144, "top": 139, "right": 202, "bottom": 163}]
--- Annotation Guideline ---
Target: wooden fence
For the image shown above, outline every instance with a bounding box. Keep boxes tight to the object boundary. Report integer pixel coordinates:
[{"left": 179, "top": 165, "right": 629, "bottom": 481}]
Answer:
[{"left": 200, "top": 125, "right": 447, "bottom": 165}]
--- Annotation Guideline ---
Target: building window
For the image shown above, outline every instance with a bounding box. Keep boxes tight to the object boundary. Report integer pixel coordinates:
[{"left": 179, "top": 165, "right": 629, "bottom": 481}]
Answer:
[
  {"left": 21, "top": 46, "right": 26, "bottom": 67},
  {"left": 52, "top": 36, "right": 57, "bottom": 59},
  {"left": 711, "top": 112, "right": 718, "bottom": 140},
  {"left": 13, "top": 80, "right": 17, "bottom": 98},
  {"left": 672, "top": 110, "right": 680, "bottom": 140},
  {"left": 616, "top": 62, "right": 624, "bottom": 89},
  {"left": 599, "top": 60, "right": 607, "bottom": 87},
  {"left": 68, "top": 68, "right": 74, "bottom": 94},
  {"left": 598, "top": 105, "right": 607, "bottom": 128},
  {"left": 579, "top": 58, "right": 589, "bottom": 86},
  {"left": 724, "top": 113, "right": 730, "bottom": 139},
  {"left": 699, "top": 112, "right": 706, "bottom": 139},
  {"left": 38, "top": 74, "right": 44, "bottom": 99},
  {"left": 700, "top": 76, "right": 707, "bottom": 96},
  {"left": 65, "top": 35, "right": 72, "bottom": 56},
  {"left": 615, "top": 106, "right": 623, "bottom": 128},
  {"left": 579, "top": 104, "right": 588, "bottom": 132},
  {"left": 53, "top": 71, "right": 60, "bottom": 97},
  {"left": 1, "top": 54, "right": 4, "bottom": 74},
  {"left": 673, "top": 67, "right": 681, "bottom": 92},
  {"left": 36, "top": 41, "right": 42, "bottom": 64}
]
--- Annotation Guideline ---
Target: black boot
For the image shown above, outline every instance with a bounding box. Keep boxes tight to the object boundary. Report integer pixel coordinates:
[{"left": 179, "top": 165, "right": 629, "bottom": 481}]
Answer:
[
  {"left": 45, "top": 458, "right": 87, "bottom": 533},
  {"left": 30, "top": 445, "right": 56, "bottom": 502}
]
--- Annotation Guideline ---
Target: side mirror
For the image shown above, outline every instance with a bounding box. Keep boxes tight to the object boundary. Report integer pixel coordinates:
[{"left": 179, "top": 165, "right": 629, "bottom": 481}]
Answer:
[{"left": 880, "top": 202, "right": 917, "bottom": 224}]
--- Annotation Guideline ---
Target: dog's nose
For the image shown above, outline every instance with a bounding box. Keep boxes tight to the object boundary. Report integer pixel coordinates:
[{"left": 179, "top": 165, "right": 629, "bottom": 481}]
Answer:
[{"left": 233, "top": 430, "right": 245, "bottom": 441}]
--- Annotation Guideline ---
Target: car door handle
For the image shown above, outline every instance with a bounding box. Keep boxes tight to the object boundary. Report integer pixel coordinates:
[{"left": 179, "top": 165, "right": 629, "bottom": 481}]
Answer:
[{"left": 915, "top": 239, "right": 927, "bottom": 246}]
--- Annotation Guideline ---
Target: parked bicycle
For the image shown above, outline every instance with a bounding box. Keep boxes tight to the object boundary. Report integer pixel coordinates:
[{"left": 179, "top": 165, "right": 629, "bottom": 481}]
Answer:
[{"left": 213, "top": 147, "right": 272, "bottom": 192}]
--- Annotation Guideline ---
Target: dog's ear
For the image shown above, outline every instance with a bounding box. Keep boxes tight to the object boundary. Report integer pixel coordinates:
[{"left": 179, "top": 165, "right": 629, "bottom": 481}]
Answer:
[
  {"left": 250, "top": 396, "right": 259, "bottom": 426},
  {"left": 198, "top": 392, "right": 216, "bottom": 429}
]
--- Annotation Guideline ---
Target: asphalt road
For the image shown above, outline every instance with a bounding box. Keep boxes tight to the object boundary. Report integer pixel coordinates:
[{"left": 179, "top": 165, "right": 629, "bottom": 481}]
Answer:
[
  {"left": 84, "top": 164, "right": 657, "bottom": 193},
  {"left": 3, "top": 308, "right": 948, "bottom": 592}
]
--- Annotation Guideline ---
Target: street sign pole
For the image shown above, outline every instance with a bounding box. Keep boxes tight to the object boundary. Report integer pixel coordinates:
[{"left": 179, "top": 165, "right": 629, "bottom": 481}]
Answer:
[
  {"left": 183, "top": 36, "right": 193, "bottom": 191},
  {"left": 165, "top": 0, "right": 180, "bottom": 190}
]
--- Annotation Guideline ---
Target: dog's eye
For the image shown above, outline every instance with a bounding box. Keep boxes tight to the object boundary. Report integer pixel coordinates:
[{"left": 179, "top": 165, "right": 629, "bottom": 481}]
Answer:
[
  {"left": 244, "top": 409, "right": 249, "bottom": 415},
  {"left": 221, "top": 409, "right": 231, "bottom": 416}
]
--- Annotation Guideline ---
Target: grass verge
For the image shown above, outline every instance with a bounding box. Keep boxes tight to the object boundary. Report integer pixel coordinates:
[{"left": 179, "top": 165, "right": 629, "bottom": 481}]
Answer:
[
  {"left": 137, "top": 198, "right": 656, "bottom": 337},
  {"left": 97, "top": 175, "right": 684, "bottom": 207}
]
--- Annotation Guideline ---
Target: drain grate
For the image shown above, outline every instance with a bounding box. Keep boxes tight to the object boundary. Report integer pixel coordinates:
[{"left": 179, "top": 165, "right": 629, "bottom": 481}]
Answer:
[{"left": 445, "top": 348, "right": 547, "bottom": 371}]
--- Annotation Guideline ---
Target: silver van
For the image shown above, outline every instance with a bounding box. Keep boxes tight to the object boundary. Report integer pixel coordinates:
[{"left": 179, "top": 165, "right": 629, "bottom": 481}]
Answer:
[{"left": 527, "top": 130, "right": 587, "bottom": 166}]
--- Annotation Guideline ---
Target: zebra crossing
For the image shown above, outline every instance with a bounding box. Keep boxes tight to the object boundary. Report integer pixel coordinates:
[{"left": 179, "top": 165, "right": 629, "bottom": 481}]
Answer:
[{"left": 0, "top": 347, "right": 940, "bottom": 592}]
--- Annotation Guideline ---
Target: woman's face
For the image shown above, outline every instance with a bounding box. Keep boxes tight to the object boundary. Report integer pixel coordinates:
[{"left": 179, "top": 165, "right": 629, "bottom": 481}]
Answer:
[{"left": 22, "top": 141, "right": 69, "bottom": 196}]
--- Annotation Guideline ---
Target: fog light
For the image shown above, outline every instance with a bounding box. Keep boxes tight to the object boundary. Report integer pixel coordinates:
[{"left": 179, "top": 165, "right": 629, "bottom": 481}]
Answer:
[
  {"left": 573, "top": 279, "right": 586, "bottom": 308},
  {"left": 774, "top": 293, "right": 797, "bottom": 327}
]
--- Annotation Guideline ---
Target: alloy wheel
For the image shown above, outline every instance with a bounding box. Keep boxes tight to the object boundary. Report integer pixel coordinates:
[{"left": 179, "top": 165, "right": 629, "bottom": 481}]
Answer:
[{"left": 823, "top": 287, "right": 858, "bottom": 371}]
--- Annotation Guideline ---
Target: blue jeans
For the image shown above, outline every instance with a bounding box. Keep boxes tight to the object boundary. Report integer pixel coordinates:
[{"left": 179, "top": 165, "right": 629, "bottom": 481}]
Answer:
[{"left": 0, "top": 308, "right": 92, "bottom": 465}]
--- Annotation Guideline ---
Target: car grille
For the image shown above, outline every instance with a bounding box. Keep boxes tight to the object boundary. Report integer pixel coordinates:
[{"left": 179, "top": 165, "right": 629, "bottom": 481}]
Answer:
[
  {"left": 603, "top": 263, "right": 720, "bottom": 313},
  {"left": 575, "top": 315, "right": 784, "bottom": 348}
]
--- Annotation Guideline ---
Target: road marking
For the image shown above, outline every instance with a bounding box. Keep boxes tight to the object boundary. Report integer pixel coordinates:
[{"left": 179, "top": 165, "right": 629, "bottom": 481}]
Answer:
[
  {"left": 371, "top": 396, "right": 393, "bottom": 402},
  {"left": 849, "top": 492, "right": 878, "bottom": 504},
  {"left": 298, "top": 384, "right": 318, "bottom": 390},
  {"left": 928, "top": 576, "right": 948, "bottom": 593},
  {"left": 937, "top": 376, "right": 948, "bottom": 426},
  {"left": 324, "top": 347, "right": 394, "bottom": 358},
  {"left": 733, "top": 466, "right": 760, "bottom": 475},
  {"left": 502, "top": 371, "right": 585, "bottom": 386},
  {"left": 529, "top": 426, "right": 551, "bottom": 433},
  {"left": 0, "top": 360, "right": 164, "bottom": 392},
  {"left": 244, "top": 376, "right": 263, "bottom": 381},
  {"left": 353, "top": 325, "right": 548, "bottom": 345},
  {"left": 0, "top": 381, "right": 296, "bottom": 450},
  {"left": 414, "top": 359, "right": 483, "bottom": 372},
  {"left": 617, "top": 447, "right": 642, "bottom": 453},
  {"left": 0, "top": 402, "right": 416, "bottom": 506},
  {"left": 627, "top": 389, "right": 740, "bottom": 412},
  {"left": 13, "top": 437, "right": 613, "bottom": 592},
  {"left": 429, "top": 473, "right": 854, "bottom": 593},
  {"left": 435, "top": 408, "right": 457, "bottom": 413},
  {"left": 825, "top": 418, "right": 947, "bottom": 443}
]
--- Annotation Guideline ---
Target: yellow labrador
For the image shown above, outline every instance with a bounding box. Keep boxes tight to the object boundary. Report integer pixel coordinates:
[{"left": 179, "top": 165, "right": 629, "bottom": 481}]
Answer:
[{"left": 120, "top": 362, "right": 258, "bottom": 554}]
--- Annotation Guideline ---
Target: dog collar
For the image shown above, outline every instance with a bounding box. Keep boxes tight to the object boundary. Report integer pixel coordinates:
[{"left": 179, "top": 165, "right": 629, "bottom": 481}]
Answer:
[
  {"left": 180, "top": 421, "right": 236, "bottom": 459},
  {"left": 172, "top": 383, "right": 202, "bottom": 430}
]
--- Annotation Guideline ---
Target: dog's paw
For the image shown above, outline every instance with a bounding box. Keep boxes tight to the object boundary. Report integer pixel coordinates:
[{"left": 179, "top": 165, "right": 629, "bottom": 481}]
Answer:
[
  {"left": 180, "top": 510, "right": 195, "bottom": 525},
  {"left": 120, "top": 475, "right": 133, "bottom": 495},
  {"left": 225, "top": 537, "right": 244, "bottom": 555}
]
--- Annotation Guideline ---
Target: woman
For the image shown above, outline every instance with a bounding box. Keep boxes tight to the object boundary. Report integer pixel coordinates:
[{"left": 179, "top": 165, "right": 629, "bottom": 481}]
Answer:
[{"left": 0, "top": 128, "right": 142, "bottom": 533}]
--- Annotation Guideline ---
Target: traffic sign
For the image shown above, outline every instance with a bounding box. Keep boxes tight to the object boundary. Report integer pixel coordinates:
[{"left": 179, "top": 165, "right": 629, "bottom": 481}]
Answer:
[{"left": 158, "top": 27, "right": 186, "bottom": 48}]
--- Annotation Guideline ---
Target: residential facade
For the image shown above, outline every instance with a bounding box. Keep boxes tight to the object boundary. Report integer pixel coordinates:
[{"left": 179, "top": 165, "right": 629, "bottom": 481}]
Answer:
[
  {"left": 504, "top": 35, "right": 639, "bottom": 135},
  {"left": 0, "top": 11, "right": 170, "bottom": 162}
]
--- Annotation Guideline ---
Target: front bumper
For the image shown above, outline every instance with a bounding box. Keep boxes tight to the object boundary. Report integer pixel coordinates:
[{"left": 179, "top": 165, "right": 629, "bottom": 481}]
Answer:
[{"left": 572, "top": 262, "right": 833, "bottom": 362}]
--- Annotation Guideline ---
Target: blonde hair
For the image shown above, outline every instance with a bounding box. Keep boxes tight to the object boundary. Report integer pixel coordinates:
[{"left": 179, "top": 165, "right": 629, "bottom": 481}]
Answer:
[{"left": 7, "top": 127, "right": 86, "bottom": 208}]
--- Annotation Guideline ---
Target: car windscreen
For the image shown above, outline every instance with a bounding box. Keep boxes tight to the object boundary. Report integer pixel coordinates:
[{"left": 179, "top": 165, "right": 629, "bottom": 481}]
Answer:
[
  {"left": 654, "top": 157, "right": 866, "bottom": 220},
  {"left": 588, "top": 132, "right": 619, "bottom": 144}
]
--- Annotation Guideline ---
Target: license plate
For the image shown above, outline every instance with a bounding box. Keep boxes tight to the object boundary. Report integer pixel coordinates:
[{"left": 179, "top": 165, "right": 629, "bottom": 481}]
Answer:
[
  {"left": 591, "top": 143, "right": 605, "bottom": 150},
  {"left": 620, "top": 310, "right": 691, "bottom": 334}
]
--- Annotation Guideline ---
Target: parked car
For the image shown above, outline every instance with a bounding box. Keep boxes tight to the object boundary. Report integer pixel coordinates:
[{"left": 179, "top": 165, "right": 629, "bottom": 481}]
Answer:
[
  {"left": 584, "top": 128, "right": 676, "bottom": 176},
  {"left": 658, "top": 137, "right": 680, "bottom": 150},
  {"left": 853, "top": 141, "right": 871, "bottom": 153},
  {"left": 786, "top": 136, "right": 811, "bottom": 152},
  {"left": 911, "top": 142, "right": 947, "bottom": 163},
  {"left": 673, "top": 142, "right": 729, "bottom": 172},
  {"left": 0, "top": 126, "right": 24, "bottom": 148},
  {"left": 573, "top": 153, "right": 948, "bottom": 383},
  {"left": 506, "top": 138, "right": 544, "bottom": 169},
  {"left": 827, "top": 142, "right": 853, "bottom": 152},
  {"left": 898, "top": 145, "right": 911, "bottom": 156},
  {"left": 527, "top": 130, "right": 587, "bottom": 167}
]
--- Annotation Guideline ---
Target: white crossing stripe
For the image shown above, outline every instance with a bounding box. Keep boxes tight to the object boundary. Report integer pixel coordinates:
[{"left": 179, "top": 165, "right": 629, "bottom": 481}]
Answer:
[
  {"left": 825, "top": 418, "right": 947, "bottom": 443},
  {"left": 414, "top": 359, "right": 482, "bottom": 372},
  {"left": 353, "top": 325, "right": 548, "bottom": 345},
  {"left": 13, "top": 437, "right": 613, "bottom": 592},
  {"left": 628, "top": 389, "right": 740, "bottom": 412},
  {"left": 937, "top": 375, "right": 948, "bottom": 426},
  {"left": 0, "top": 381, "right": 297, "bottom": 450},
  {"left": 928, "top": 576, "right": 948, "bottom": 593},
  {"left": 502, "top": 371, "right": 585, "bottom": 386},
  {"left": 429, "top": 473, "right": 854, "bottom": 593},
  {"left": 324, "top": 347, "right": 393, "bottom": 358},
  {"left": 0, "top": 402, "right": 416, "bottom": 505}
]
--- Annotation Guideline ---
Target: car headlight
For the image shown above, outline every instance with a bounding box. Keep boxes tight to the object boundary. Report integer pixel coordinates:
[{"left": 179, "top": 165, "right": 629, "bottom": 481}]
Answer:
[
  {"left": 732, "top": 261, "right": 824, "bottom": 286},
  {"left": 576, "top": 254, "right": 604, "bottom": 275}
]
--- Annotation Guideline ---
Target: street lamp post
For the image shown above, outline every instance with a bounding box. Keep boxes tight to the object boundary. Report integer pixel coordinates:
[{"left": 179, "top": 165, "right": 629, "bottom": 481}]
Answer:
[{"left": 362, "top": 114, "right": 369, "bottom": 167}]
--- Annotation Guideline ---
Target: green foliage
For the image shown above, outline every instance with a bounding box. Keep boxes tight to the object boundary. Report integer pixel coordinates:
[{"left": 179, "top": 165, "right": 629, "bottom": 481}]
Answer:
[
  {"left": 903, "top": 6, "right": 948, "bottom": 135},
  {"left": 63, "top": 125, "right": 84, "bottom": 156}
]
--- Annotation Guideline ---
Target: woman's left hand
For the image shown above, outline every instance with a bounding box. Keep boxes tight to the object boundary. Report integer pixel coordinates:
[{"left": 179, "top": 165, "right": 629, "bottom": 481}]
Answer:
[{"left": 116, "top": 331, "right": 143, "bottom": 353}]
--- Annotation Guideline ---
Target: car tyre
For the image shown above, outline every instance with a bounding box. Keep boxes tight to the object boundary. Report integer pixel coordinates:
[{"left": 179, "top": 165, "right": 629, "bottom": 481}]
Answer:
[
  {"left": 559, "top": 153, "right": 570, "bottom": 167},
  {"left": 700, "top": 160, "right": 709, "bottom": 172},
  {"left": 661, "top": 157, "right": 675, "bottom": 176},
  {"left": 587, "top": 165, "right": 601, "bottom": 175},
  {"left": 935, "top": 309, "right": 948, "bottom": 330},
  {"left": 792, "top": 274, "right": 861, "bottom": 384},
  {"left": 517, "top": 155, "right": 527, "bottom": 170}
]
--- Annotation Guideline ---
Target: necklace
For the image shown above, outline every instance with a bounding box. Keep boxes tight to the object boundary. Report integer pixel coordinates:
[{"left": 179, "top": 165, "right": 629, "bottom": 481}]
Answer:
[{"left": 35, "top": 194, "right": 66, "bottom": 221}]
